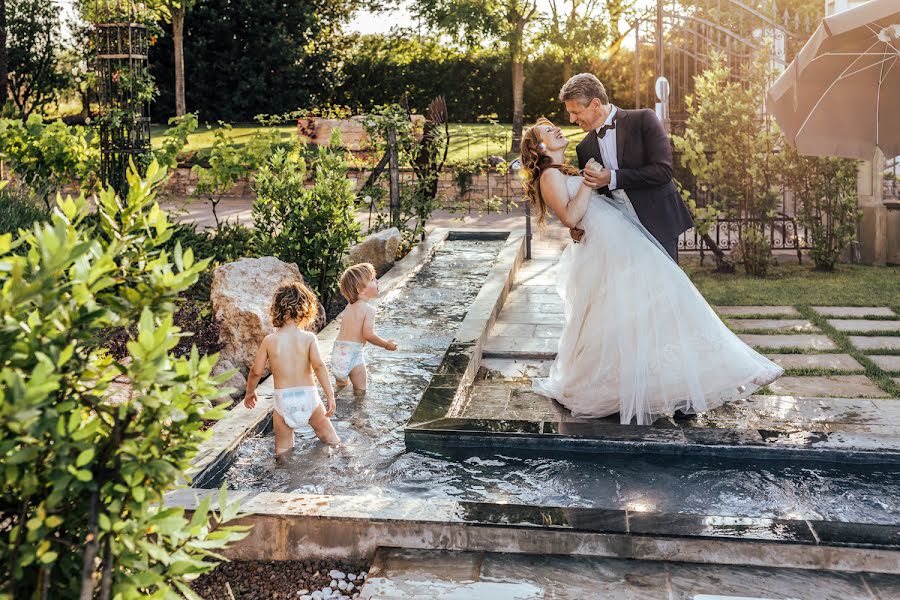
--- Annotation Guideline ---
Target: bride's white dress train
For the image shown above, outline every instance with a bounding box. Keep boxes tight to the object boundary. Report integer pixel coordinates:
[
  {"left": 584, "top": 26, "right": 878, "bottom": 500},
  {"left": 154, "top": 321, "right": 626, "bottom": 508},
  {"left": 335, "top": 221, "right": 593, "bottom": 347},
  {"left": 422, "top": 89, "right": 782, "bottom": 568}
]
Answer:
[{"left": 532, "top": 175, "right": 783, "bottom": 425}]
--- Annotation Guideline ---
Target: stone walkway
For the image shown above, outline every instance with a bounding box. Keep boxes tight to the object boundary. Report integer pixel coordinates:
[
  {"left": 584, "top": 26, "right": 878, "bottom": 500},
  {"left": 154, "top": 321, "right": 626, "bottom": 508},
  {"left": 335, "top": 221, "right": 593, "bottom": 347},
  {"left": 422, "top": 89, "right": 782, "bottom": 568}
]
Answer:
[
  {"left": 359, "top": 548, "right": 900, "bottom": 600},
  {"left": 473, "top": 248, "right": 900, "bottom": 433}
]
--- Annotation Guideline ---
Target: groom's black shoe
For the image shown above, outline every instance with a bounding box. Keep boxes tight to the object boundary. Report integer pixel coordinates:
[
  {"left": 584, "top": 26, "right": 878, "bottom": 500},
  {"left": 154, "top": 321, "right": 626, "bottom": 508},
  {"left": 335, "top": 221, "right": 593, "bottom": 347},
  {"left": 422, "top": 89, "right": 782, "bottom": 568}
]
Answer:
[{"left": 672, "top": 409, "right": 694, "bottom": 422}]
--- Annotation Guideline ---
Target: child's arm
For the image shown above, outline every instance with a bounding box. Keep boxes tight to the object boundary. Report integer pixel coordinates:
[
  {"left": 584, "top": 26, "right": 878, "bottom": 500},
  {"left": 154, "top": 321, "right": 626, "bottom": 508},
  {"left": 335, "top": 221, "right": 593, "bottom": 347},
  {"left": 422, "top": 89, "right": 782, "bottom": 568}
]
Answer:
[
  {"left": 362, "top": 309, "right": 398, "bottom": 351},
  {"left": 244, "top": 338, "right": 269, "bottom": 408},
  {"left": 309, "top": 337, "right": 336, "bottom": 417}
]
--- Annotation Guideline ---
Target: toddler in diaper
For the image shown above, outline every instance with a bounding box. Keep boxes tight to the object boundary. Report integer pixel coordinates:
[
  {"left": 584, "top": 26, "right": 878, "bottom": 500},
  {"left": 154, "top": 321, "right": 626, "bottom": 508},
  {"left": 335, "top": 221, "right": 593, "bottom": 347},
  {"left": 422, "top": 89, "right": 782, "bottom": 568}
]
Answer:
[
  {"left": 244, "top": 281, "right": 340, "bottom": 455},
  {"left": 331, "top": 263, "right": 398, "bottom": 392}
]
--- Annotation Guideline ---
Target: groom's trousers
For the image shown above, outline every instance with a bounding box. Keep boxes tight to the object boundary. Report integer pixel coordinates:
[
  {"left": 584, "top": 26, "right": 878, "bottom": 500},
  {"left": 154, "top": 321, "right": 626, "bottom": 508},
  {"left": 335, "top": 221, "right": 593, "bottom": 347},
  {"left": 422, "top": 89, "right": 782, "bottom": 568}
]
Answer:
[{"left": 661, "top": 237, "right": 679, "bottom": 263}]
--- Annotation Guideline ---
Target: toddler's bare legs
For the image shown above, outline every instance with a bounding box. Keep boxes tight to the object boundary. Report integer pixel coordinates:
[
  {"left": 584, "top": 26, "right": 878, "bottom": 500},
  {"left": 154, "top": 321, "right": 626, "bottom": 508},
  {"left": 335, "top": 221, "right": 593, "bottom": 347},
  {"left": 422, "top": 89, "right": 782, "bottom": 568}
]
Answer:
[
  {"left": 335, "top": 377, "right": 350, "bottom": 391},
  {"left": 309, "top": 403, "right": 341, "bottom": 445},
  {"left": 348, "top": 364, "right": 367, "bottom": 392},
  {"left": 273, "top": 412, "right": 295, "bottom": 457}
]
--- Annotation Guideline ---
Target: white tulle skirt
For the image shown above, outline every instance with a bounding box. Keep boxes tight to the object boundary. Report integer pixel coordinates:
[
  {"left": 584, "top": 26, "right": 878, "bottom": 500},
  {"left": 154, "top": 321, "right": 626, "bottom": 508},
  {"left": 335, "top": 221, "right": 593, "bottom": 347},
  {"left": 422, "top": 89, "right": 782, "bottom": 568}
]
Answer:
[{"left": 532, "top": 190, "right": 783, "bottom": 425}]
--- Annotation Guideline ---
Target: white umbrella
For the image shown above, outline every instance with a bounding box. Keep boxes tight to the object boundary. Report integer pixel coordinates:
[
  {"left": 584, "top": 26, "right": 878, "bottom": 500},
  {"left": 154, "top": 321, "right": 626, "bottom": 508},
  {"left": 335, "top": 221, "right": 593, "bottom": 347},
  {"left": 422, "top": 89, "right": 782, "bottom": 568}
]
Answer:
[{"left": 767, "top": 0, "right": 900, "bottom": 159}]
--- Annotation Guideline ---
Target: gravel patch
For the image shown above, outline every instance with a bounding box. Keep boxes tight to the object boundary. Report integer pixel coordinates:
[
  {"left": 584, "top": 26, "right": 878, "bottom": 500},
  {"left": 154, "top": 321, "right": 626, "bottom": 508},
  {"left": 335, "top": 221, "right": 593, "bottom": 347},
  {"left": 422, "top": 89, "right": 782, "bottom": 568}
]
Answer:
[{"left": 191, "top": 559, "right": 371, "bottom": 600}]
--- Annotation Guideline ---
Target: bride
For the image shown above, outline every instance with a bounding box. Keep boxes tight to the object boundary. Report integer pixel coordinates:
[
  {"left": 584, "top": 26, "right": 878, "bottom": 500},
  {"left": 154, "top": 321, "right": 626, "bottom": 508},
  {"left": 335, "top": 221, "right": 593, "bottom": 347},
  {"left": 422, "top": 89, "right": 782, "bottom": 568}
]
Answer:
[{"left": 522, "top": 119, "right": 783, "bottom": 425}]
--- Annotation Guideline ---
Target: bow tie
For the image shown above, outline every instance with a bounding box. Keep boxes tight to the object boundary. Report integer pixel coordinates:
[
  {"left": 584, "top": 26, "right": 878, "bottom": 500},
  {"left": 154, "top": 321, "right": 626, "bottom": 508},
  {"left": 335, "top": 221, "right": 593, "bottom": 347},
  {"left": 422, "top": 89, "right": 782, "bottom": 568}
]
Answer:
[{"left": 595, "top": 113, "right": 618, "bottom": 139}]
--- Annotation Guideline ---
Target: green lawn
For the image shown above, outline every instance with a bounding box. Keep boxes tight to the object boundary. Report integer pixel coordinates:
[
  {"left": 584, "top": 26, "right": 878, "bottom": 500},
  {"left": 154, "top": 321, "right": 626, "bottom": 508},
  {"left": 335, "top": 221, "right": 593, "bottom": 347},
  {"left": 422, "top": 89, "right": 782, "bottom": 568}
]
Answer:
[
  {"left": 683, "top": 258, "right": 900, "bottom": 307},
  {"left": 150, "top": 122, "right": 588, "bottom": 164}
]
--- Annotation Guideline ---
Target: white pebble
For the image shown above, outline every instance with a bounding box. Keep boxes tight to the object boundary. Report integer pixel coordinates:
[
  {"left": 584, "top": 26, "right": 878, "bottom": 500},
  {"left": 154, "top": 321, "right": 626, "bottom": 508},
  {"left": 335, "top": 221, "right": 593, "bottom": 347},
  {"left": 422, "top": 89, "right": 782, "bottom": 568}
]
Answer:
[
  {"left": 346, "top": 583, "right": 354, "bottom": 592},
  {"left": 347, "top": 574, "right": 357, "bottom": 582},
  {"left": 299, "top": 596, "right": 311, "bottom": 600},
  {"left": 338, "top": 581, "right": 348, "bottom": 591},
  {"left": 329, "top": 570, "right": 347, "bottom": 580},
  {"left": 330, "top": 580, "right": 337, "bottom": 588},
  {"left": 311, "top": 593, "right": 323, "bottom": 600},
  {"left": 322, "top": 587, "right": 334, "bottom": 598}
]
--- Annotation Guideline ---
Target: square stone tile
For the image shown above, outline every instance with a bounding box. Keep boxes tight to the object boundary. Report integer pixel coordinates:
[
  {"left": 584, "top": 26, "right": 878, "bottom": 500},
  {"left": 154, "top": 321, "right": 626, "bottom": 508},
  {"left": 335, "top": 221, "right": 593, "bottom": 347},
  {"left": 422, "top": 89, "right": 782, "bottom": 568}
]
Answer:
[
  {"left": 869, "top": 355, "right": 900, "bottom": 372},
  {"left": 490, "top": 323, "right": 537, "bottom": 337},
  {"left": 765, "top": 353, "right": 864, "bottom": 371},
  {"left": 496, "top": 311, "right": 564, "bottom": 326},
  {"left": 738, "top": 334, "right": 837, "bottom": 351},
  {"left": 534, "top": 325, "right": 564, "bottom": 338},
  {"left": 848, "top": 336, "right": 900, "bottom": 351},
  {"left": 813, "top": 306, "right": 897, "bottom": 318},
  {"left": 727, "top": 319, "right": 817, "bottom": 333},
  {"left": 769, "top": 376, "right": 890, "bottom": 398},
  {"left": 828, "top": 319, "right": 900, "bottom": 332},
  {"left": 715, "top": 306, "right": 800, "bottom": 317},
  {"left": 483, "top": 336, "right": 558, "bottom": 356}
]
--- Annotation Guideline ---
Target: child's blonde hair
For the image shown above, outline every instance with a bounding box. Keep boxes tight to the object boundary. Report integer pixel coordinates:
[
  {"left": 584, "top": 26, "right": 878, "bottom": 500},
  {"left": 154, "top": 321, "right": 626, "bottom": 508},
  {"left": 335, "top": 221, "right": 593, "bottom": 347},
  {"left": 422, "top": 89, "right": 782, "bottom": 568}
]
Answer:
[
  {"left": 339, "top": 263, "right": 376, "bottom": 304},
  {"left": 270, "top": 281, "right": 319, "bottom": 328}
]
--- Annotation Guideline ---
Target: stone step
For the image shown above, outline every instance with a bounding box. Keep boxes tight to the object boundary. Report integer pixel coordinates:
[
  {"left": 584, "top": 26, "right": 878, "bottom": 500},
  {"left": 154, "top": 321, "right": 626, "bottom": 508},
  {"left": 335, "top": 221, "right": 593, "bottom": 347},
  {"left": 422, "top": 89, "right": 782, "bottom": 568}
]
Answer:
[
  {"left": 359, "top": 547, "right": 900, "bottom": 600},
  {"left": 165, "top": 490, "right": 900, "bottom": 577},
  {"left": 829, "top": 319, "right": 900, "bottom": 333},
  {"left": 727, "top": 319, "right": 818, "bottom": 333},
  {"left": 850, "top": 336, "right": 900, "bottom": 351},
  {"left": 870, "top": 355, "right": 900, "bottom": 372},
  {"left": 769, "top": 375, "right": 890, "bottom": 398},
  {"left": 814, "top": 307, "right": 897, "bottom": 318},
  {"left": 716, "top": 306, "right": 801, "bottom": 317}
]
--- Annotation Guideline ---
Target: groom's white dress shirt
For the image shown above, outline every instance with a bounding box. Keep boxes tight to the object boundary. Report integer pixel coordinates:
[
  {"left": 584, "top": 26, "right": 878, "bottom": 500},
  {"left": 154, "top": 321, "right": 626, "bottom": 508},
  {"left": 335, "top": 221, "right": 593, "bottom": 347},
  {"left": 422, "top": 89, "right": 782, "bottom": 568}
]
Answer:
[{"left": 595, "top": 104, "right": 619, "bottom": 190}]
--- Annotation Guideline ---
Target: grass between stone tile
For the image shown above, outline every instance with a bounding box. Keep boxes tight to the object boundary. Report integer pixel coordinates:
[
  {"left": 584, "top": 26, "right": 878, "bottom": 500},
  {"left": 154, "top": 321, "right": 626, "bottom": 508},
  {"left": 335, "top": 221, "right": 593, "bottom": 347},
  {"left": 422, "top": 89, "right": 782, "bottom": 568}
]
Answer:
[{"left": 796, "top": 305, "right": 900, "bottom": 398}]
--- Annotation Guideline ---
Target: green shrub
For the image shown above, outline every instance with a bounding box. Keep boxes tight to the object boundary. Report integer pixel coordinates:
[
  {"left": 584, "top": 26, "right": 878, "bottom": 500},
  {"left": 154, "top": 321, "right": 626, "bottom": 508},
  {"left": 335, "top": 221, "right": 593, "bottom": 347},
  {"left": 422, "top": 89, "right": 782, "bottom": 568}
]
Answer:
[
  {"left": 780, "top": 147, "right": 859, "bottom": 271},
  {"left": 0, "top": 184, "right": 48, "bottom": 236},
  {"left": 0, "top": 161, "right": 248, "bottom": 598},
  {"left": 253, "top": 138, "right": 360, "bottom": 308},
  {"left": 0, "top": 115, "right": 99, "bottom": 207}
]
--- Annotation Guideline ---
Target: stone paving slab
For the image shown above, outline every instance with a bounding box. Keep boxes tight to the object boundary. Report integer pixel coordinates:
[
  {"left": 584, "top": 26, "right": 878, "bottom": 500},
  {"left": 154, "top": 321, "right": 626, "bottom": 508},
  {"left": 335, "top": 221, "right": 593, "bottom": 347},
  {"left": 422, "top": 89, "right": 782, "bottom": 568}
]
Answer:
[
  {"left": 849, "top": 336, "right": 900, "bottom": 351},
  {"left": 769, "top": 376, "right": 891, "bottom": 399},
  {"left": 814, "top": 306, "right": 897, "bottom": 318},
  {"left": 739, "top": 333, "right": 838, "bottom": 351},
  {"left": 728, "top": 318, "right": 818, "bottom": 333},
  {"left": 483, "top": 336, "right": 558, "bottom": 356},
  {"left": 715, "top": 306, "right": 801, "bottom": 317},
  {"left": 829, "top": 319, "right": 900, "bottom": 332},
  {"left": 491, "top": 311, "right": 564, "bottom": 326},
  {"left": 870, "top": 355, "right": 900, "bottom": 372},
  {"left": 765, "top": 353, "right": 864, "bottom": 371}
]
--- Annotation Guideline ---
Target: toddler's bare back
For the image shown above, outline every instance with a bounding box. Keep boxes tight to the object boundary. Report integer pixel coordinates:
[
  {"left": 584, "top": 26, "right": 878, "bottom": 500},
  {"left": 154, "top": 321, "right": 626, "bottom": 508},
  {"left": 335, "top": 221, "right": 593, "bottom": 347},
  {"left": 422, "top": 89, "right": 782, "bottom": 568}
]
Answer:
[
  {"left": 267, "top": 328, "right": 317, "bottom": 388},
  {"left": 335, "top": 302, "right": 373, "bottom": 344}
]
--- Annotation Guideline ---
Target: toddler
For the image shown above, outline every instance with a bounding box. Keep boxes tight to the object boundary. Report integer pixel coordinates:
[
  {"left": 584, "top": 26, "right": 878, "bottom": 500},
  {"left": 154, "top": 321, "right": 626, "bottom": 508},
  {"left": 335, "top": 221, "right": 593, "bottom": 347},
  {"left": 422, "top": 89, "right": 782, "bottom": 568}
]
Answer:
[
  {"left": 331, "top": 263, "right": 398, "bottom": 392},
  {"left": 245, "top": 281, "right": 340, "bottom": 455}
]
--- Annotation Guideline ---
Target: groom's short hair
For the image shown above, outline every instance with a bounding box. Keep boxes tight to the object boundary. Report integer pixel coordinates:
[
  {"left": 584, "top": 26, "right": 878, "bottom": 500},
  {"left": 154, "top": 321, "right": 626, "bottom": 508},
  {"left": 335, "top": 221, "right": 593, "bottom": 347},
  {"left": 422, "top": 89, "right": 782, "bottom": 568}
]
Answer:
[{"left": 559, "top": 73, "right": 609, "bottom": 106}]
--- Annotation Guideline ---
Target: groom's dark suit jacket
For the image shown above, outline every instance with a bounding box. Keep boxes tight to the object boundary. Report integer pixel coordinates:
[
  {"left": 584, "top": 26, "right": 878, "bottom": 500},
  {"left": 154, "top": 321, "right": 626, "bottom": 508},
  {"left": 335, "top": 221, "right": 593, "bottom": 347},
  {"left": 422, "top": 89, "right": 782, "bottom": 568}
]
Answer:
[{"left": 575, "top": 108, "right": 693, "bottom": 245}]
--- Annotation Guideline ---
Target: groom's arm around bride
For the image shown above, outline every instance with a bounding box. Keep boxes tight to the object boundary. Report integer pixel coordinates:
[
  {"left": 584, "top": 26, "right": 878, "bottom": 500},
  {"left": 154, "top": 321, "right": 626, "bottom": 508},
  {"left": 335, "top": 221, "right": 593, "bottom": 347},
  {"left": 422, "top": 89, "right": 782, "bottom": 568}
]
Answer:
[{"left": 559, "top": 73, "right": 694, "bottom": 262}]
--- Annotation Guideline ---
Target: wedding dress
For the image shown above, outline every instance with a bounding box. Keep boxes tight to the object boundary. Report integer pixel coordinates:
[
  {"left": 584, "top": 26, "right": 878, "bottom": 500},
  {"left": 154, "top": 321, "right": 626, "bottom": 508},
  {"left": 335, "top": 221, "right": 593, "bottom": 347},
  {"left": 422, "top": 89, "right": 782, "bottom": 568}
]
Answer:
[{"left": 532, "top": 175, "right": 783, "bottom": 425}]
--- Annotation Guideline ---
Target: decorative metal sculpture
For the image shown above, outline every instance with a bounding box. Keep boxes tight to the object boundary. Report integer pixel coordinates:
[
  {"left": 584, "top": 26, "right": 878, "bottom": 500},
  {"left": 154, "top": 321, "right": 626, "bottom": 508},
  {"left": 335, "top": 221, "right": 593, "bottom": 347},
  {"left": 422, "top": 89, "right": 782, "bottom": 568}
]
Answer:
[{"left": 94, "top": 1, "right": 152, "bottom": 195}]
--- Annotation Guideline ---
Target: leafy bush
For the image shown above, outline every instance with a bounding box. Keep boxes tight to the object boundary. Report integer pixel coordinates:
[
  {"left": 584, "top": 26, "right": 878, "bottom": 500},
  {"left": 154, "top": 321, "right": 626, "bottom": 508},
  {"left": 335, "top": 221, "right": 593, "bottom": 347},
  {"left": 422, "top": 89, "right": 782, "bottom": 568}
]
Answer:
[
  {"left": 0, "top": 115, "right": 100, "bottom": 207},
  {"left": 154, "top": 113, "right": 200, "bottom": 169},
  {"left": 779, "top": 147, "right": 859, "bottom": 271},
  {"left": 0, "top": 184, "right": 48, "bottom": 237},
  {"left": 191, "top": 123, "right": 278, "bottom": 228},
  {"left": 0, "top": 162, "right": 248, "bottom": 598},
  {"left": 253, "top": 138, "right": 360, "bottom": 308},
  {"left": 672, "top": 51, "right": 781, "bottom": 276}
]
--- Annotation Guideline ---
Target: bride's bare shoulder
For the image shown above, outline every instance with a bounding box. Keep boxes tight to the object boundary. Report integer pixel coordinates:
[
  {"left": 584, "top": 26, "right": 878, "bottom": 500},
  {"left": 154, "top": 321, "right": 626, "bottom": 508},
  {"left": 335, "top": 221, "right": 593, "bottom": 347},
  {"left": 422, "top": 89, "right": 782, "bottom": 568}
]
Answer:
[{"left": 539, "top": 168, "right": 566, "bottom": 186}]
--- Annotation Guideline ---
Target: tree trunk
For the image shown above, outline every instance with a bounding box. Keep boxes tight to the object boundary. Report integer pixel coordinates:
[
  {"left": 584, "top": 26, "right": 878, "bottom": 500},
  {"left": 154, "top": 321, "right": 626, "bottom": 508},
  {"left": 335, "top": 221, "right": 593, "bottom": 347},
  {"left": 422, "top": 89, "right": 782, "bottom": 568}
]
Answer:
[
  {"left": 0, "top": 0, "right": 8, "bottom": 106},
  {"left": 172, "top": 6, "right": 186, "bottom": 117},
  {"left": 511, "top": 60, "right": 524, "bottom": 153},
  {"left": 563, "top": 54, "right": 572, "bottom": 83}
]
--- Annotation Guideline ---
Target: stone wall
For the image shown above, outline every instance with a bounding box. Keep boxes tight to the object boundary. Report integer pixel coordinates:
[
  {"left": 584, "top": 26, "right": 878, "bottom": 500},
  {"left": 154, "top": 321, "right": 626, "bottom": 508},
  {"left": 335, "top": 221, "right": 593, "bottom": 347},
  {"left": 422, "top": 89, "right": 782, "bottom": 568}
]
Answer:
[{"left": 161, "top": 167, "right": 525, "bottom": 207}]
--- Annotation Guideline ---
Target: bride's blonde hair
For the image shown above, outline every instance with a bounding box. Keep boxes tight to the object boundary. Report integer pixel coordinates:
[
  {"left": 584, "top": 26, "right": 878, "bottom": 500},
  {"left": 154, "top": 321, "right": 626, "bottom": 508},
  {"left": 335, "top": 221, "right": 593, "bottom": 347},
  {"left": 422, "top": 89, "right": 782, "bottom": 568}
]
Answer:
[{"left": 520, "top": 118, "right": 579, "bottom": 227}]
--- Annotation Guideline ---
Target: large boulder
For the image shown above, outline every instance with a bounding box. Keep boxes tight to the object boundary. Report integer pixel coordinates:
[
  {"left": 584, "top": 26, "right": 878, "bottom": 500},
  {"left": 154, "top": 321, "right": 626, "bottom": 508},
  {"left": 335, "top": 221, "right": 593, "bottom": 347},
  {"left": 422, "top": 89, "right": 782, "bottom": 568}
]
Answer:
[
  {"left": 348, "top": 227, "right": 401, "bottom": 276},
  {"left": 211, "top": 257, "right": 325, "bottom": 372}
]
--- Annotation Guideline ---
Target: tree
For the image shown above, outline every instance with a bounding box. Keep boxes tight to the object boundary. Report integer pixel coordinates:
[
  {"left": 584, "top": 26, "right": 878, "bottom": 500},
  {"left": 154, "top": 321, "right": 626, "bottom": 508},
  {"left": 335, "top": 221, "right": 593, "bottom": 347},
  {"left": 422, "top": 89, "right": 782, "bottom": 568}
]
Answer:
[
  {"left": 149, "top": 0, "right": 355, "bottom": 121},
  {"left": 157, "top": 1, "right": 195, "bottom": 117},
  {"left": 414, "top": 0, "right": 539, "bottom": 153},
  {"left": 1, "top": 0, "right": 8, "bottom": 106},
  {"left": 6, "top": 0, "right": 68, "bottom": 119},
  {"left": 544, "top": 0, "right": 609, "bottom": 83}
]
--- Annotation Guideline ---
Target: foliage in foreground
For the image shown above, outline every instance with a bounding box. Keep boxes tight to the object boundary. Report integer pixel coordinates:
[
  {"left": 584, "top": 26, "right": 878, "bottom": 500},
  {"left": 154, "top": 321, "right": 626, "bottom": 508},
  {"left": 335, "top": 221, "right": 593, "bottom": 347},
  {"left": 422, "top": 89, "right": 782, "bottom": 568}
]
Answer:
[{"left": 0, "top": 162, "right": 249, "bottom": 599}]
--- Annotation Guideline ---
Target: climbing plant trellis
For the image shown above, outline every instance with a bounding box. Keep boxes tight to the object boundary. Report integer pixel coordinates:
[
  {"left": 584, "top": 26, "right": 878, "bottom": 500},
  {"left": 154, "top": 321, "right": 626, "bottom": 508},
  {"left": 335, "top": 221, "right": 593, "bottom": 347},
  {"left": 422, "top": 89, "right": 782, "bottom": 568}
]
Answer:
[{"left": 94, "top": 1, "right": 153, "bottom": 195}]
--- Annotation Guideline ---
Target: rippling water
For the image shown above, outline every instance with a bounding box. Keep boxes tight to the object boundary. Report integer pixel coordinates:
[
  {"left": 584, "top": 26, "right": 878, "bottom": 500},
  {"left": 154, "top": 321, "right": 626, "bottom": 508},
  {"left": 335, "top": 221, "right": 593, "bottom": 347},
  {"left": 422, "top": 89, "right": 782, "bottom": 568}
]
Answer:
[{"left": 218, "top": 239, "right": 900, "bottom": 525}]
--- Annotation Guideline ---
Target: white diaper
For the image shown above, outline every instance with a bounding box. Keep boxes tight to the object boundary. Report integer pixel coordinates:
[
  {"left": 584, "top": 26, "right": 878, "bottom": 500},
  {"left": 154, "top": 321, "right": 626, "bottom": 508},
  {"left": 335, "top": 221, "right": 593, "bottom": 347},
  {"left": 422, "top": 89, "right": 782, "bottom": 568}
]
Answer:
[
  {"left": 330, "top": 341, "right": 365, "bottom": 380},
  {"left": 274, "top": 386, "right": 322, "bottom": 429}
]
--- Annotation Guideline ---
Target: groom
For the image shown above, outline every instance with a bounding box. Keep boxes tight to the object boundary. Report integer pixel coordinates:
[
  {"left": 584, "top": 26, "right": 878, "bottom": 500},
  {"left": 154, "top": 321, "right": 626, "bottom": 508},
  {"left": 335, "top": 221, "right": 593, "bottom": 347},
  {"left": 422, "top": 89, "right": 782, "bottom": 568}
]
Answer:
[{"left": 559, "top": 73, "right": 693, "bottom": 262}]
